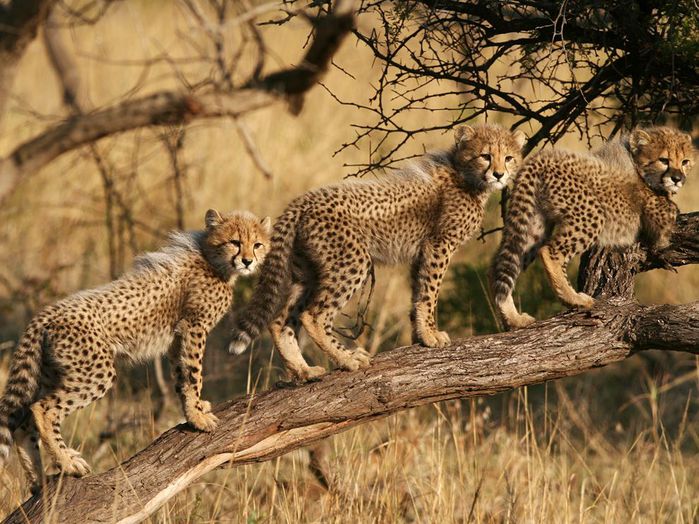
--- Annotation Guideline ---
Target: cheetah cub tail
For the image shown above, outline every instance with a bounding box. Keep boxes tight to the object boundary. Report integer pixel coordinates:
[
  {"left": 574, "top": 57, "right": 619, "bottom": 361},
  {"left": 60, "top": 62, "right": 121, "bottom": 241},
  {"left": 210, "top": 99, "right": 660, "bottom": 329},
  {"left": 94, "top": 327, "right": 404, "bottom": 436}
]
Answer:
[
  {"left": 0, "top": 320, "right": 44, "bottom": 466},
  {"left": 489, "top": 165, "right": 542, "bottom": 329},
  {"left": 229, "top": 204, "right": 303, "bottom": 354}
]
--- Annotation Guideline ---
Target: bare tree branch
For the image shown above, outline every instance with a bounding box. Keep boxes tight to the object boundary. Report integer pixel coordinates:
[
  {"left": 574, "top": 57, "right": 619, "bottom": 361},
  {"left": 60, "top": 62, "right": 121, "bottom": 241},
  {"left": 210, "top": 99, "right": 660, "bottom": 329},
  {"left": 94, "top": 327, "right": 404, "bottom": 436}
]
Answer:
[
  {"left": 234, "top": 118, "right": 273, "bottom": 179},
  {"left": 0, "top": 0, "right": 356, "bottom": 203},
  {"left": 42, "top": 5, "right": 87, "bottom": 112},
  {"left": 645, "top": 211, "right": 699, "bottom": 270},
  {"left": 328, "top": 0, "right": 699, "bottom": 174}
]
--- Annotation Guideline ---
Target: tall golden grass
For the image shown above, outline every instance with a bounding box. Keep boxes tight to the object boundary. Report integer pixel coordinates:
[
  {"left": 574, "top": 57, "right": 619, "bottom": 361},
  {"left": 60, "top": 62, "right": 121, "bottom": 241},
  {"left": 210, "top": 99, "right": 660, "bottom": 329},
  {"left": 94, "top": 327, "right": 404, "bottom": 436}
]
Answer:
[{"left": 0, "top": 1, "right": 697, "bottom": 521}]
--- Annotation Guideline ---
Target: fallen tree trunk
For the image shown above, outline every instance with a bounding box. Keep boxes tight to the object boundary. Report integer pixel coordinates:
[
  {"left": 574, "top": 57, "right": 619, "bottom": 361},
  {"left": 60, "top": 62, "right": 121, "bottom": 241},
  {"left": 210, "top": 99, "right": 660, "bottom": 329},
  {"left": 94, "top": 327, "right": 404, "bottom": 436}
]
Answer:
[{"left": 5, "top": 298, "right": 698, "bottom": 523}]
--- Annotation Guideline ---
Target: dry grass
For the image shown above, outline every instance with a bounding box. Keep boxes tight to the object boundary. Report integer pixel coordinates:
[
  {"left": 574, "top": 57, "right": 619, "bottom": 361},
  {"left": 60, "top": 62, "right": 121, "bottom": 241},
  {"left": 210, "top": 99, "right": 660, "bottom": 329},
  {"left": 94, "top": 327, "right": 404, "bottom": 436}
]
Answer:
[{"left": 0, "top": 1, "right": 697, "bottom": 522}]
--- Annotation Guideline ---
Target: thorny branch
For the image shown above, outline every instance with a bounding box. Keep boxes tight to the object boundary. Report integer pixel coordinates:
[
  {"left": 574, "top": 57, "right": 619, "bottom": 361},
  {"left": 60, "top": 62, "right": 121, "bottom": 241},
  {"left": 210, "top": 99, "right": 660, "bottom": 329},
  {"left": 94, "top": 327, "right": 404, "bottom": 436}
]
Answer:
[{"left": 322, "top": 0, "right": 699, "bottom": 175}]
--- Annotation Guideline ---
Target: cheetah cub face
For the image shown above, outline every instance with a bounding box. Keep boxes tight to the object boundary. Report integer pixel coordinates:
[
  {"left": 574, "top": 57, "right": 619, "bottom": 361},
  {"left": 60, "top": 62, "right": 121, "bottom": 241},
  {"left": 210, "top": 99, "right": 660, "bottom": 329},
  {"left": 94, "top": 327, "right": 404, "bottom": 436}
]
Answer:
[
  {"left": 453, "top": 124, "right": 527, "bottom": 191},
  {"left": 202, "top": 209, "right": 271, "bottom": 278},
  {"left": 629, "top": 127, "right": 695, "bottom": 195}
]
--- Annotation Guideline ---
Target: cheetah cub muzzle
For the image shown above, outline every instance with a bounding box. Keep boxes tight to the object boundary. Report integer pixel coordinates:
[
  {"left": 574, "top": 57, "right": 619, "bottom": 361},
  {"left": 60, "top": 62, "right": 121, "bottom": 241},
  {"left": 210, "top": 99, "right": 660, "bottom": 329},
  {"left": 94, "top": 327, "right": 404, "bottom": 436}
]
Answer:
[
  {"left": 230, "top": 123, "right": 526, "bottom": 381},
  {"left": 0, "top": 209, "right": 270, "bottom": 490},
  {"left": 490, "top": 125, "right": 695, "bottom": 330}
]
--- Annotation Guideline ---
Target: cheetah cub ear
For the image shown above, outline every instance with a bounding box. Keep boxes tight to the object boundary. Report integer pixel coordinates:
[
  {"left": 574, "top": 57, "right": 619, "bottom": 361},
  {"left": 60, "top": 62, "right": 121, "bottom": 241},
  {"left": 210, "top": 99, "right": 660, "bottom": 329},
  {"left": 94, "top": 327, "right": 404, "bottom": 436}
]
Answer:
[
  {"left": 629, "top": 128, "right": 651, "bottom": 154},
  {"left": 513, "top": 130, "right": 527, "bottom": 149},
  {"left": 260, "top": 216, "right": 272, "bottom": 234},
  {"left": 454, "top": 125, "right": 476, "bottom": 144},
  {"left": 205, "top": 209, "right": 223, "bottom": 229}
]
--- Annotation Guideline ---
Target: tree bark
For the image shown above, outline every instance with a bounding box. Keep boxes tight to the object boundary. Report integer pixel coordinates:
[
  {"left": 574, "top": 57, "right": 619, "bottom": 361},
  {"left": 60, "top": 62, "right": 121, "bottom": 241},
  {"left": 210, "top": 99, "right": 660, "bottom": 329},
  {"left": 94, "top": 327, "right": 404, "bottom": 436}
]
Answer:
[
  {"left": 3, "top": 298, "right": 698, "bottom": 523},
  {"left": 578, "top": 211, "right": 699, "bottom": 297}
]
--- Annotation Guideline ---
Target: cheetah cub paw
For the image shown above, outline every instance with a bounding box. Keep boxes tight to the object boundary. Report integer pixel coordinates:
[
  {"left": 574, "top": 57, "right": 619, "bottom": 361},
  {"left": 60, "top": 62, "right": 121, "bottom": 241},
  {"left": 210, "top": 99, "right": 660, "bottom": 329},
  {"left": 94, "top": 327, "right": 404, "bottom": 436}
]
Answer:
[
  {"left": 187, "top": 408, "right": 219, "bottom": 432},
  {"left": 297, "top": 365, "right": 327, "bottom": 381},
  {"left": 340, "top": 348, "right": 371, "bottom": 371},
  {"left": 420, "top": 330, "right": 451, "bottom": 348},
  {"left": 570, "top": 292, "right": 595, "bottom": 309},
  {"left": 54, "top": 451, "right": 91, "bottom": 477},
  {"left": 506, "top": 312, "right": 536, "bottom": 330}
]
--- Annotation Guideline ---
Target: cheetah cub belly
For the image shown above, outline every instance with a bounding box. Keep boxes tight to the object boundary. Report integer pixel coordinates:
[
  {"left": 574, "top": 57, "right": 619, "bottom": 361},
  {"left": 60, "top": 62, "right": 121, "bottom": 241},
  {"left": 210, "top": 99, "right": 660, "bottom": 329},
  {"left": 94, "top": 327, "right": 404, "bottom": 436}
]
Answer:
[
  {"left": 230, "top": 124, "right": 526, "bottom": 381},
  {"left": 0, "top": 210, "right": 270, "bottom": 488},
  {"left": 490, "top": 126, "right": 695, "bottom": 330}
]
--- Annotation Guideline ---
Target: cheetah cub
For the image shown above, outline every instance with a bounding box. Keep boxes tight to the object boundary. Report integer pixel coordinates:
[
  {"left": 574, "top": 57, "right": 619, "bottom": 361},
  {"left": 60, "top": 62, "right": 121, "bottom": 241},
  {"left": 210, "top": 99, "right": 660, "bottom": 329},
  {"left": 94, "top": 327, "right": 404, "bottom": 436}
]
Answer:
[
  {"left": 0, "top": 210, "right": 270, "bottom": 486},
  {"left": 230, "top": 124, "right": 526, "bottom": 380},
  {"left": 490, "top": 126, "right": 695, "bottom": 329}
]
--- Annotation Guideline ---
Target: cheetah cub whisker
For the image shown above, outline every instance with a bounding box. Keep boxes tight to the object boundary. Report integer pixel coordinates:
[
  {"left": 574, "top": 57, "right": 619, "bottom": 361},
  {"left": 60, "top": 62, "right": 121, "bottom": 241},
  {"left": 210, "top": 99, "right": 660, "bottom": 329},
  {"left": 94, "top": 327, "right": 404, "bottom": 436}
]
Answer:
[
  {"left": 230, "top": 124, "right": 526, "bottom": 381},
  {"left": 0, "top": 209, "right": 270, "bottom": 489},
  {"left": 490, "top": 125, "right": 695, "bottom": 330}
]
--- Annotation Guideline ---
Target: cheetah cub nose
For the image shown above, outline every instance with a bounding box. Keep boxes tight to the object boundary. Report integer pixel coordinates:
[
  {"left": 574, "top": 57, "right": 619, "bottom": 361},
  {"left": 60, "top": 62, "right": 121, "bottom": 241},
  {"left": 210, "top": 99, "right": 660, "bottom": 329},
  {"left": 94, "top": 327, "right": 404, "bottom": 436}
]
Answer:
[
  {"left": 493, "top": 172, "right": 505, "bottom": 180},
  {"left": 242, "top": 258, "right": 253, "bottom": 267}
]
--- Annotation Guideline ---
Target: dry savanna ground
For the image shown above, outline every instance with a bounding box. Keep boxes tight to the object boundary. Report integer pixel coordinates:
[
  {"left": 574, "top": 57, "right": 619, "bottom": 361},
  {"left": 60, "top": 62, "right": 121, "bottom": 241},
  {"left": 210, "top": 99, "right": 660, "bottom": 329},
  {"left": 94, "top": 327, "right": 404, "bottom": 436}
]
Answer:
[{"left": 0, "top": 1, "right": 697, "bottom": 522}]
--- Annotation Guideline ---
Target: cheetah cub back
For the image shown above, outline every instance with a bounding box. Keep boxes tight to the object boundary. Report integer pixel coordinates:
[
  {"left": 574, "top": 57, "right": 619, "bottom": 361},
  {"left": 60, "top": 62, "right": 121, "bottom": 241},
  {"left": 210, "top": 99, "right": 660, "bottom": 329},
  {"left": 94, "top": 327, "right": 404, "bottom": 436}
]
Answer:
[
  {"left": 230, "top": 124, "right": 526, "bottom": 381},
  {"left": 490, "top": 126, "right": 695, "bottom": 329},
  {"left": 0, "top": 209, "right": 270, "bottom": 489}
]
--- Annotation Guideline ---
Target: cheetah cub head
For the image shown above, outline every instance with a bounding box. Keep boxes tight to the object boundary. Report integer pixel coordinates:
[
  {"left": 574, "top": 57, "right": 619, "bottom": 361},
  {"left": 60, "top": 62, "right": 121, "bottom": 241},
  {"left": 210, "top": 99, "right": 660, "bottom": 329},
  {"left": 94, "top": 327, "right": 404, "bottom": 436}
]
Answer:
[
  {"left": 201, "top": 209, "right": 271, "bottom": 280},
  {"left": 629, "top": 126, "right": 695, "bottom": 195},
  {"left": 453, "top": 124, "right": 527, "bottom": 191}
]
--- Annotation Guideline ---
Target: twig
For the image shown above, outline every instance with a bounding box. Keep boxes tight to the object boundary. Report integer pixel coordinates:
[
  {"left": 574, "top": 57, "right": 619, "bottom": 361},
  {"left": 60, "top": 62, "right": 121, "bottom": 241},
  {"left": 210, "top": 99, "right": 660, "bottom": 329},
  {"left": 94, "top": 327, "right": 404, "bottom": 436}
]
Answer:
[{"left": 234, "top": 119, "right": 273, "bottom": 179}]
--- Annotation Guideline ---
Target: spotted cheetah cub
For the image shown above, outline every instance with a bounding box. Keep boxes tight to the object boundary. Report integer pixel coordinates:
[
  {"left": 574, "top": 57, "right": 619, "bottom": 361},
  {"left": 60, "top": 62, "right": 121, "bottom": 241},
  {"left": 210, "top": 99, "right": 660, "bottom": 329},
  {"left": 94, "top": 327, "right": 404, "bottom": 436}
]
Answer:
[
  {"left": 0, "top": 210, "right": 270, "bottom": 486},
  {"left": 229, "top": 124, "right": 525, "bottom": 380},
  {"left": 490, "top": 126, "right": 695, "bottom": 329}
]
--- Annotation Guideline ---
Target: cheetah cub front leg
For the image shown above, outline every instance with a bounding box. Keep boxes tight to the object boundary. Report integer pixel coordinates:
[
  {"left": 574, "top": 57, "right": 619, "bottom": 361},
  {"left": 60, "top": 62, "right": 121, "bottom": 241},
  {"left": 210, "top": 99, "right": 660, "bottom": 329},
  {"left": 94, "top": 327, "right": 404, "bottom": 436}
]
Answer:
[
  {"left": 172, "top": 319, "right": 218, "bottom": 432},
  {"left": 410, "top": 240, "right": 454, "bottom": 348}
]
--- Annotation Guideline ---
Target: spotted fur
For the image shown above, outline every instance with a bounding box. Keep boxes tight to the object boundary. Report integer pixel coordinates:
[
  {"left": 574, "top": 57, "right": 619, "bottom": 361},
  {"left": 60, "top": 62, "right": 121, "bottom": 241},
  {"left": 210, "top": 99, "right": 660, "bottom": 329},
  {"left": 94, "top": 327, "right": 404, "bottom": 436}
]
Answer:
[
  {"left": 490, "top": 126, "right": 695, "bottom": 329},
  {"left": 0, "top": 210, "right": 270, "bottom": 487},
  {"left": 230, "top": 124, "right": 526, "bottom": 380}
]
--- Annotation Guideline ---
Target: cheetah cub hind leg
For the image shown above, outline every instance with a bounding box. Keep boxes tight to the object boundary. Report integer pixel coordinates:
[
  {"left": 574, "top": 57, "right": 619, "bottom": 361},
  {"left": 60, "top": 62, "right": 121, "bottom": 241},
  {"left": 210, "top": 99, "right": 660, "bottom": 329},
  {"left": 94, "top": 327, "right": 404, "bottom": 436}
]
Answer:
[
  {"left": 300, "top": 310, "right": 372, "bottom": 373},
  {"left": 275, "top": 326, "right": 326, "bottom": 382},
  {"left": 498, "top": 294, "right": 536, "bottom": 330},
  {"left": 539, "top": 246, "right": 595, "bottom": 309},
  {"left": 269, "top": 284, "right": 327, "bottom": 383},
  {"left": 295, "top": 246, "right": 374, "bottom": 373}
]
